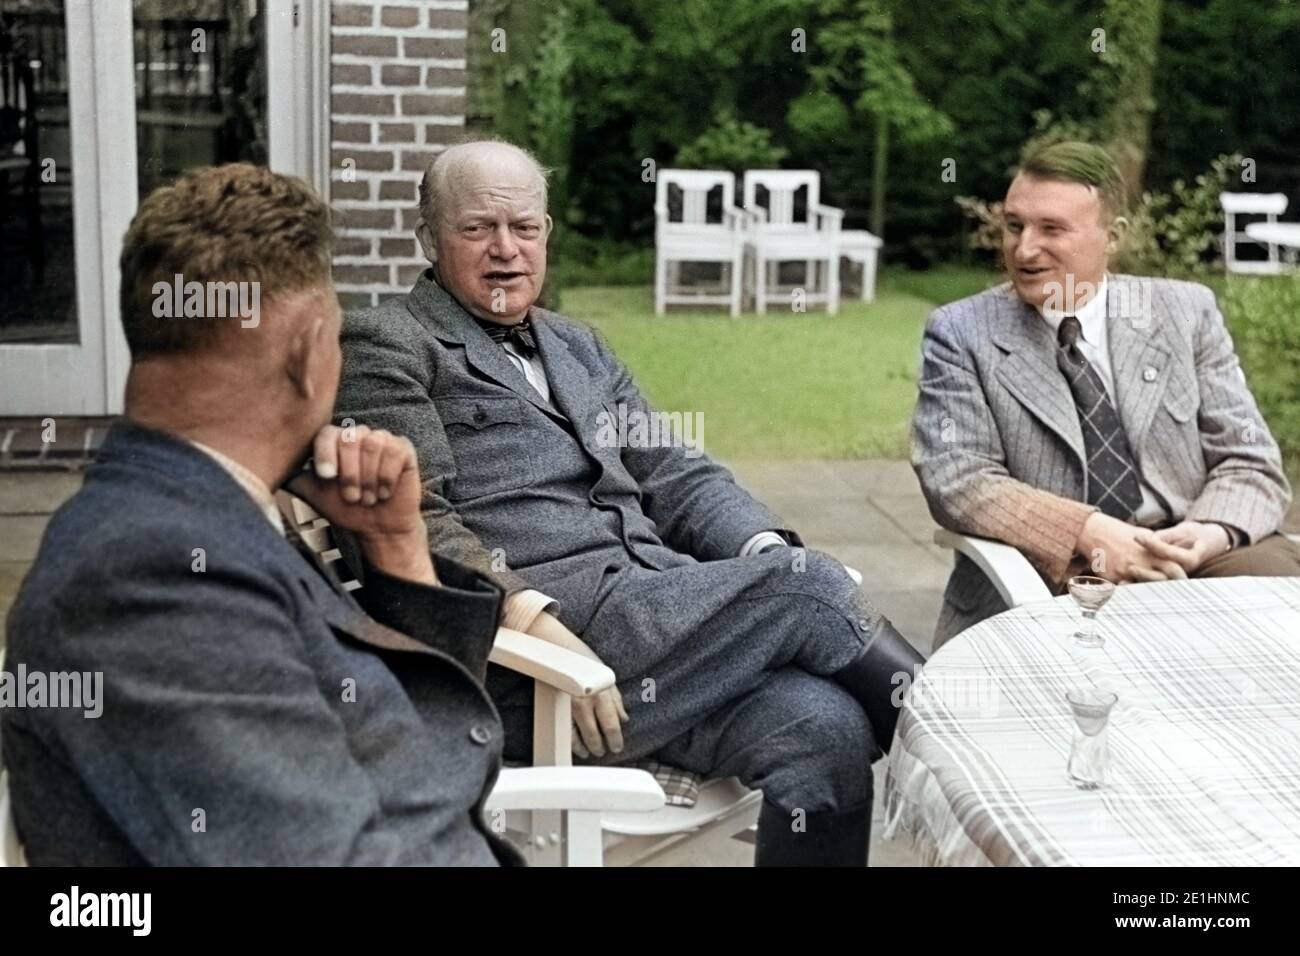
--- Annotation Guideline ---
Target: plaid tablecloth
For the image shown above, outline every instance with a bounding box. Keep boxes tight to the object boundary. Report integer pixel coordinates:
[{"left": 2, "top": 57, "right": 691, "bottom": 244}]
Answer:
[{"left": 883, "top": 576, "right": 1300, "bottom": 866}]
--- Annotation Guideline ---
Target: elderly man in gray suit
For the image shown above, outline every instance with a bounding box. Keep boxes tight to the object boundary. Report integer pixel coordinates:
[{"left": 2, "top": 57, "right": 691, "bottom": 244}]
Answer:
[
  {"left": 337, "top": 140, "right": 925, "bottom": 866},
  {"left": 913, "top": 140, "right": 1299, "bottom": 649},
  {"left": 3, "top": 164, "right": 520, "bottom": 865}
]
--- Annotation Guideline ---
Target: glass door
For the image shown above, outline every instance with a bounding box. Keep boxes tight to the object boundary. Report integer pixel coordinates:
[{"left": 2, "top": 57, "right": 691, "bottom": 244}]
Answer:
[{"left": 0, "top": 0, "right": 322, "bottom": 417}]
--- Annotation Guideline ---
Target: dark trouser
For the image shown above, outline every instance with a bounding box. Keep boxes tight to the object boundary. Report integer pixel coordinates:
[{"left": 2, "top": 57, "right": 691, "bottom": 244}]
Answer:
[
  {"left": 1192, "top": 532, "right": 1300, "bottom": 578},
  {"left": 495, "top": 548, "right": 922, "bottom": 817}
]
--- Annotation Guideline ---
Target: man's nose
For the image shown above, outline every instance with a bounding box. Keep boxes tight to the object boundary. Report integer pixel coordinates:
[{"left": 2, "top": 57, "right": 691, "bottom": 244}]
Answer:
[
  {"left": 488, "top": 224, "right": 519, "bottom": 260},
  {"left": 1014, "top": 227, "right": 1042, "bottom": 262}
]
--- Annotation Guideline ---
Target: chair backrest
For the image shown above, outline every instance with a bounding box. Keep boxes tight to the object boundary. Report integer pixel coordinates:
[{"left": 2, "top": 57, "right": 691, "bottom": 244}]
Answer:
[
  {"left": 655, "top": 169, "right": 735, "bottom": 230},
  {"left": 1219, "top": 192, "right": 1288, "bottom": 215},
  {"left": 1220, "top": 192, "right": 1289, "bottom": 271},
  {"left": 743, "top": 169, "right": 821, "bottom": 231}
]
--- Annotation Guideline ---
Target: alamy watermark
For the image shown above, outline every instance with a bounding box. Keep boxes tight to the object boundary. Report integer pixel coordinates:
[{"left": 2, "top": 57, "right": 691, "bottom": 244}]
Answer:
[
  {"left": 0, "top": 664, "right": 103, "bottom": 719},
  {"left": 594, "top": 403, "right": 705, "bottom": 459},
  {"left": 151, "top": 273, "right": 260, "bottom": 328}
]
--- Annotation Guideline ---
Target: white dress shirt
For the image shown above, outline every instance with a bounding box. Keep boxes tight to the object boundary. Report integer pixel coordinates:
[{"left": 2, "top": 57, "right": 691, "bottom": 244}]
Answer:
[{"left": 1037, "top": 276, "right": 1167, "bottom": 526}]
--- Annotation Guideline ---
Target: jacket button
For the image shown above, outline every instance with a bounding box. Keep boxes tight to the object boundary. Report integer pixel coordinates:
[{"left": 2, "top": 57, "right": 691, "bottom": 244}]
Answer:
[
  {"left": 1143, "top": 367, "right": 1158, "bottom": 382},
  {"left": 469, "top": 725, "right": 492, "bottom": 746},
  {"left": 472, "top": 408, "right": 488, "bottom": 424}
]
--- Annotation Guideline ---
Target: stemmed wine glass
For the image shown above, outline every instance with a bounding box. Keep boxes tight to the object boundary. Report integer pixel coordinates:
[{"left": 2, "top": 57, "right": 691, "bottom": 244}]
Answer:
[{"left": 1067, "top": 575, "right": 1116, "bottom": 648}]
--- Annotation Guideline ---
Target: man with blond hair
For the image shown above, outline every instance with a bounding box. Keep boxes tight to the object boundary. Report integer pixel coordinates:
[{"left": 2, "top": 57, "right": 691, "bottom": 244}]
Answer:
[{"left": 912, "top": 140, "right": 1298, "bottom": 648}]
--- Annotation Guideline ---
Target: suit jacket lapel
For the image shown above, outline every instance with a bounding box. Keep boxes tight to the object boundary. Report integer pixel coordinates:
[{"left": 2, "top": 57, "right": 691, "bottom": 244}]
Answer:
[
  {"left": 405, "top": 270, "right": 564, "bottom": 421},
  {"left": 1106, "top": 275, "right": 1171, "bottom": 450},
  {"left": 992, "top": 291, "right": 1086, "bottom": 467},
  {"left": 534, "top": 319, "right": 596, "bottom": 442}
]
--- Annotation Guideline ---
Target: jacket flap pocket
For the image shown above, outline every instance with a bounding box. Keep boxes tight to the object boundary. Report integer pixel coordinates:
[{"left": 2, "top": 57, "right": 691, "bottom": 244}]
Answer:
[{"left": 441, "top": 396, "right": 526, "bottom": 430}]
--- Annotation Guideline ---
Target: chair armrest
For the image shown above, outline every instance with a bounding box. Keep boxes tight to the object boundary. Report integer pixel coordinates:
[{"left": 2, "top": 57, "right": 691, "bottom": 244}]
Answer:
[
  {"left": 724, "top": 205, "right": 751, "bottom": 230},
  {"left": 742, "top": 204, "right": 768, "bottom": 225},
  {"left": 933, "top": 528, "right": 1052, "bottom": 607},
  {"left": 654, "top": 202, "right": 668, "bottom": 220},
  {"left": 489, "top": 627, "right": 615, "bottom": 699},
  {"left": 486, "top": 767, "right": 665, "bottom": 813},
  {"left": 813, "top": 203, "right": 845, "bottom": 231}
]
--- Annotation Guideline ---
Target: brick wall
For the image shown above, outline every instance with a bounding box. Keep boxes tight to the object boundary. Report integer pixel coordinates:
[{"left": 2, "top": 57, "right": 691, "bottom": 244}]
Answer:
[{"left": 330, "top": 0, "right": 469, "bottom": 310}]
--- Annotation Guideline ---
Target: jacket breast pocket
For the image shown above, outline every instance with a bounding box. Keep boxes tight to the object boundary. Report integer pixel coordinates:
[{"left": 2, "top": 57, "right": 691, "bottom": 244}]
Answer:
[{"left": 439, "top": 395, "right": 537, "bottom": 501}]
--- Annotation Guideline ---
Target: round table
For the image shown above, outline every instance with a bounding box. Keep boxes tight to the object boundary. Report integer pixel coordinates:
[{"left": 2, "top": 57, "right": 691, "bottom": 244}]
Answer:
[{"left": 883, "top": 577, "right": 1300, "bottom": 866}]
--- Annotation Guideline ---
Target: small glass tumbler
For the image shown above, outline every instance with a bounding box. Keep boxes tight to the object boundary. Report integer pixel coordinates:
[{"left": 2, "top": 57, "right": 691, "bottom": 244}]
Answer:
[{"left": 1066, "top": 688, "right": 1118, "bottom": 789}]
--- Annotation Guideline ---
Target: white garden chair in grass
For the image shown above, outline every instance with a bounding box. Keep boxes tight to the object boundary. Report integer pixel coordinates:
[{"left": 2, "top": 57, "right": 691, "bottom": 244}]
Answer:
[
  {"left": 933, "top": 528, "right": 1300, "bottom": 611},
  {"left": 1220, "top": 192, "right": 1289, "bottom": 275},
  {"left": 654, "top": 169, "right": 749, "bottom": 317},
  {"left": 742, "top": 169, "right": 844, "bottom": 315},
  {"left": 279, "top": 494, "right": 767, "bottom": 867}
]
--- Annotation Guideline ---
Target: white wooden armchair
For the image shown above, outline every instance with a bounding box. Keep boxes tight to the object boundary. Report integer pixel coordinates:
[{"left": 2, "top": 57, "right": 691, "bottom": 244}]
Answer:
[
  {"left": 934, "top": 527, "right": 1300, "bottom": 611},
  {"left": 742, "top": 169, "right": 843, "bottom": 315},
  {"left": 280, "top": 495, "right": 766, "bottom": 867},
  {"left": 654, "top": 169, "right": 750, "bottom": 317}
]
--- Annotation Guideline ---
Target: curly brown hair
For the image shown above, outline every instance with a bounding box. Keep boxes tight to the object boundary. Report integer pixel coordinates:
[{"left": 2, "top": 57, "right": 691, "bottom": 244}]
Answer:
[{"left": 119, "top": 163, "right": 331, "bottom": 356}]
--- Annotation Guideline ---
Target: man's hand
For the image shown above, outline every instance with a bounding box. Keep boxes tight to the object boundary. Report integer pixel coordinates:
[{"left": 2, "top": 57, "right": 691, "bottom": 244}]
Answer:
[
  {"left": 528, "top": 611, "right": 629, "bottom": 759},
  {"left": 1076, "top": 512, "right": 1190, "bottom": 584},
  {"left": 287, "top": 424, "right": 435, "bottom": 585},
  {"left": 1141, "top": 520, "right": 1230, "bottom": 575}
]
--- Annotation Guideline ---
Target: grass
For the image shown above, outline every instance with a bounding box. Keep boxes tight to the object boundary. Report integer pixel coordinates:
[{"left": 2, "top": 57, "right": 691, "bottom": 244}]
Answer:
[{"left": 559, "top": 265, "right": 999, "bottom": 460}]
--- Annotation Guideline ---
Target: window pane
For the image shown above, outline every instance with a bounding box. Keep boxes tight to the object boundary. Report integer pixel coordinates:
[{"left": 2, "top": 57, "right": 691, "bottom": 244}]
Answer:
[
  {"left": 0, "top": 0, "right": 77, "bottom": 345},
  {"left": 133, "top": 0, "right": 266, "bottom": 197}
]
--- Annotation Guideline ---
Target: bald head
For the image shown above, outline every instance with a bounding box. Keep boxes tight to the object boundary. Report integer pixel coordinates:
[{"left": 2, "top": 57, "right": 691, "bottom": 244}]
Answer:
[
  {"left": 418, "top": 140, "right": 548, "bottom": 232},
  {"left": 415, "top": 140, "right": 552, "bottom": 325}
]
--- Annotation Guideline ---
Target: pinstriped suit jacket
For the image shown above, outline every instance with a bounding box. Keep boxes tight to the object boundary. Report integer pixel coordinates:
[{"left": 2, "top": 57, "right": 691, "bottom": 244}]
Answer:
[{"left": 911, "top": 275, "right": 1291, "bottom": 647}]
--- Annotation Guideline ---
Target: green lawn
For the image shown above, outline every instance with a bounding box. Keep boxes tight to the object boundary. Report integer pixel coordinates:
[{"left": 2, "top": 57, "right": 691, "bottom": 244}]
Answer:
[{"left": 560, "top": 266, "right": 998, "bottom": 460}]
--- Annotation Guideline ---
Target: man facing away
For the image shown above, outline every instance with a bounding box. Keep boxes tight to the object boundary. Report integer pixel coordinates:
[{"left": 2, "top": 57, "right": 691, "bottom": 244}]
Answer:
[
  {"left": 912, "top": 140, "right": 1298, "bottom": 648},
  {"left": 337, "top": 139, "right": 926, "bottom": 866},
  {"left": 2, "top": 164, "right": 522, "bottom": 865}
]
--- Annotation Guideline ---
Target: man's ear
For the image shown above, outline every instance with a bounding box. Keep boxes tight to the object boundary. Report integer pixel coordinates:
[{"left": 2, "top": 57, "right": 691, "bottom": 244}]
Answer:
[
  {"left": 1107, "top": 215, "right": 1129, "bottom": 251},
  {"left": 285, "top": 313, "right": 327, "bottom": 401},
  {"left": 544, "top": 213, "right": 554, "bottom": 238},
  {"left": 415, "top": 217, "right": 438, "bottom": 264}
]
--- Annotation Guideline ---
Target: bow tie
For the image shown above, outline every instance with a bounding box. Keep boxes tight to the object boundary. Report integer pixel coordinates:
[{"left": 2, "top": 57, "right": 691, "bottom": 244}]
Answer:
[{"left": 475, "top": 317, "right": 537, "bottom": 357}]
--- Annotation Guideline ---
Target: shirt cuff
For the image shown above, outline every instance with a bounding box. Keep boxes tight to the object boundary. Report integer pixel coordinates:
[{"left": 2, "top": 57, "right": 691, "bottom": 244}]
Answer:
[
  {"left": 740, "top": 530, "right": 789, "bottom": 558},
  {"left": 501, "top": 588, "right": 559, "bottom": 632}
]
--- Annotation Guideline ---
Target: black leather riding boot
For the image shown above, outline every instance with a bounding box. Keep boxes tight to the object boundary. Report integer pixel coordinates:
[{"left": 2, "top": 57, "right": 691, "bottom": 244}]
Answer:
[
  {"left": 831, "top": 616, "right": 926, "bottom": 754},
  {"left": 754, "top": 798, "right": 871, "bottom": 867}
]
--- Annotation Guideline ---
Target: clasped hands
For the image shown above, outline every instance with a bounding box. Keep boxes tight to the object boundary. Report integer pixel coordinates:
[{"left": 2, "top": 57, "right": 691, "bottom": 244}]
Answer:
[{"left": 1075, "top": 512, "right": 1232, "bottom": 584}]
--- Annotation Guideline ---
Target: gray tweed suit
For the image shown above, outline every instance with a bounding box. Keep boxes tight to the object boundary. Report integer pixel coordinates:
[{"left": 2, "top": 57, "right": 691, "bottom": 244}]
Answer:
[
  {"left": 336, "top": 272, "right": 888, "bottom": 814},
  {"left": 912, "top": 275, "right": 1291, "bottom": 647}
]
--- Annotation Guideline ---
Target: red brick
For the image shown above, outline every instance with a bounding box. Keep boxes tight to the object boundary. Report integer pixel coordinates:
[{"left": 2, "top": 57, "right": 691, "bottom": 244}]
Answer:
[
  {"left": 333, "top": 264, "right": 390, "bottom": 285},
  {"left": 332, "top": 121, "right": 372, "bottom": 143},
  {"left": 331, "top": 63, "right": 372, "bottom": 86},
  {"left": 400, "top": 149, "right": 443, "bottom": 172},
  {"left": 337, "top": 207, "right": 396, "bottom": 230},
  {"left": 337, "top": 291, "right": 376, "bottom": 311},
  {"left": 379, "top": 179, "right": 416, "bottom": 201},
  {"left": 332, "top": 4, "right": 374, "bottom": 27},
  {"left": 333, "top": 235, "right": 373, "bottom": 256},
  {"left": 428, "top": 9, "right": 469, "bottom": 30},
  {"left": 330, "top": 179, "right": 371, "bottom": 202},
  {"left": 401, "top": 93, "right": 465, "bottom": 116},
  {"left": 380, "top": 237, "right": 417, "bottom": 258},
  {"left": 381, "top": 64, "right": 421, "bottom": 86},
  {"left": 425, "top": 67, "right": 467, "bottom": 87},
  {"left": 397, "top": 263, "right": 426, "bottom": 285},
  {"left": 402, "top": 37, "right": 463, "bottom": 59},
  {"left": 381, "top": 6, "right": 420, "bottom": 28},
  {"left": 333, "top": 93, "right": 395, "bottom": 116},
  {"left": 334, "top": 35, "right": 397, "bottom": 58},
  {"left": 424, "top": 124, "right": 463, "bottom": 145},
  {"left": 332, "top": 148, "right": 395, "bottom": 172},
  {"left": 378, "top": 122, "right": 416, "bottom": 143}
]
